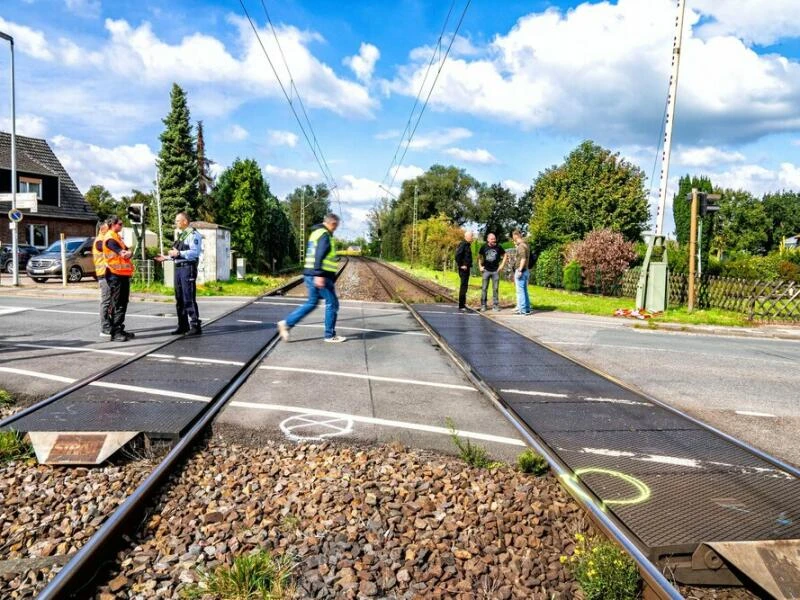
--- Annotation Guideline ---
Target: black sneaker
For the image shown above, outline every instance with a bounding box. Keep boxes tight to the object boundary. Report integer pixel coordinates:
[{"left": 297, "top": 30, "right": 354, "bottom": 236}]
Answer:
[
  {"left": 111, "top": 332, "right": 134, "bottom": 342},
  {"left": 186, "top": 326, "right": 202, "bottom": 336},
  {"left": 171, "top": 328, "right": 189, "bottom": 335}
]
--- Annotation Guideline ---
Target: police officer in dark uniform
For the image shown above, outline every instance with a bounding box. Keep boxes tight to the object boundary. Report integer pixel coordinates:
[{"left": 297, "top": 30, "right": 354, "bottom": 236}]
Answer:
[{"left": 156, "top": 212, "right": 202, "bottom": 335}]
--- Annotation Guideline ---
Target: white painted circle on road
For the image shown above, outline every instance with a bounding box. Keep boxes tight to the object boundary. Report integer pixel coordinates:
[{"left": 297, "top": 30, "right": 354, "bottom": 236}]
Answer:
[{"left": 280, "top": 413, "right": 354, "bottom": 441}]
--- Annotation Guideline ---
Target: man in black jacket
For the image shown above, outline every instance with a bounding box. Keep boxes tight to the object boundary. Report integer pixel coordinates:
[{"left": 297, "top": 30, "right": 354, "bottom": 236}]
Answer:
[{"left": 455, "top": 231, "right": 473, "bottom": 311}]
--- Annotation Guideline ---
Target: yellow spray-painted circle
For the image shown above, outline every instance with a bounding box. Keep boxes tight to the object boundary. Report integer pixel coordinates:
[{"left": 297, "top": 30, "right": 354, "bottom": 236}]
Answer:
[{"left": 573, "top": 468, "right": 652, "bottom": 506}]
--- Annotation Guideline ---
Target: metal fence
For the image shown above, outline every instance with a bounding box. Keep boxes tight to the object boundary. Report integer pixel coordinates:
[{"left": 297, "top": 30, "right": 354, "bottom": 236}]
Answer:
[
  {"left": 132, "top": 259, "right": 155, "bottom": 286},
  {"left": 621, "top": 268, "right": 800, "bottom": 321}
]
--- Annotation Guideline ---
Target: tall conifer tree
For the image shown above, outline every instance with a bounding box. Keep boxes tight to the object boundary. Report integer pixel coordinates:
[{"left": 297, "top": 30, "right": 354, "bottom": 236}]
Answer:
[{"left": 157, "top": 83, "right": 199, "bottom": 234}]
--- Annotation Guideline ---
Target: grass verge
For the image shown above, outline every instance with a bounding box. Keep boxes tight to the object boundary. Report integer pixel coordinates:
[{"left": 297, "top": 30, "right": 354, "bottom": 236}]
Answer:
[
  {"left": 184, "top": 550, "right": 294, "bottom": 600},
  {"left": 391, "top": 261, "right": 750, "bottom": 327},
  {"left": 131, "top": 274, "right": 298, "bottom": 297}
]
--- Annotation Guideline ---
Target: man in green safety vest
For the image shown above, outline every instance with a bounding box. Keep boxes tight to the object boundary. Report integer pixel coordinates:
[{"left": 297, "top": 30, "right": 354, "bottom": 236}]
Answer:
[{"left": 278, "top": 213, "right": 346, "bottom": 343}]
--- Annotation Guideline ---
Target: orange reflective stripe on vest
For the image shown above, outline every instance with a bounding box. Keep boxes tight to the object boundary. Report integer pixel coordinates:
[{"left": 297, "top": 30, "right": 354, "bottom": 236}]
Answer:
[
  {"left": 103, "top": 230, "right": 134, "bottom": 277},
  {"left": 92, "top": 236, "right": 107, "bottom": 277}
]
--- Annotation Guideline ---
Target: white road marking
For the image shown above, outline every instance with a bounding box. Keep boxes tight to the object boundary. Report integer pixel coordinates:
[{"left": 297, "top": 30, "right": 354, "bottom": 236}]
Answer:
[
  {"left": 259, "top": 365, "right": 475, "bottom": 391},
  {"left": 237, "top": 320, "right": 264, "bottom": 324},
  {"left": 735, "top": 410, "right": 776, "bottom": 418},
  {"left": 229, "top": 401, "right": 525, "bottom": 446},
  {"left": 149, "top": 353, "right": 176, "bottom": 359},
  {"left": 87, "top": 381, "right": 211, "bottom": 402},
  {"left": 280, "top": 413, "right": 353, "bottom": 441},
  {"left": 254, "top": 301, "right": 404, "bottom": 313},
  {"left": 0, "top": 366, "right": 75, "bottom": 383},
  {"left": 583, "top": 397, "right": 649, "bottom": 406},
  {"left": 0, "top": 306, "right": 174, "bottom": 319},
  {"left": 501, "top": 388, "right": 568, "bottom": 399},
  {"left": 0, "top": 306, "right": 27, "bottom": 316},
  {"left": 176, "top": 356, "right": 245, "bottom": 367},
  {"left": 4, "top": 343, "right": 135, "bottom": 357}
]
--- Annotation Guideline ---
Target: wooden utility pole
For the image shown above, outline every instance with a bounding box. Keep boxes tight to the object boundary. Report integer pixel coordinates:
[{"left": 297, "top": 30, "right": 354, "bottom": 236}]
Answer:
[{"left": 688, "top": 188, "right": 698, "bottom": 312}]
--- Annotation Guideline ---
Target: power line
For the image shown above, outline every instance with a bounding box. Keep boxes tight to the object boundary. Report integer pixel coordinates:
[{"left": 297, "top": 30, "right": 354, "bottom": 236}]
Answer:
[
  {"left": 379, "top": 0, "right": 457, "bottom": 191},
  {"left": 237, "top": 0, "right": 342, "bottom": 217},
  {"left": 383, "top": 0, "right": 473, "bottom": 196}
]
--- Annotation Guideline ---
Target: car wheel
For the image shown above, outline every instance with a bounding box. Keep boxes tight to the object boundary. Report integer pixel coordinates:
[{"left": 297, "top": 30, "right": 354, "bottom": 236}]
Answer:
[
  {"left": 32, "top": 277, "right": 48, "bottom": 283},
  {"left": 3, "top": 261, "right": 11, "bottom": 274},
  {"left": 68, "top": 265, "right": 83, "bottom": 282}
]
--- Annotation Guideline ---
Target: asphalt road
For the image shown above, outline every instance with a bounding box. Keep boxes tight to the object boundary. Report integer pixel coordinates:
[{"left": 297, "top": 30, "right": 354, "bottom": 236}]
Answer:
[{"left": 493, "top": 311, "right": 800, "bottom": 467}]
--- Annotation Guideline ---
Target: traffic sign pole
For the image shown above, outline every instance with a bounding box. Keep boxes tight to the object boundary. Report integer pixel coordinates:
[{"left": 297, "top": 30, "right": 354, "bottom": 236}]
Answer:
[{"left": 4, "top": 33, "right": 20, "bottom": 285}]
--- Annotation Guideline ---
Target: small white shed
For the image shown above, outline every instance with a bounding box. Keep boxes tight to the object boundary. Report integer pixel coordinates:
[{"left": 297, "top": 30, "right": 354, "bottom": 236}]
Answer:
[{"left": 190, "top": 221, "right": 231, "bottom": 284}]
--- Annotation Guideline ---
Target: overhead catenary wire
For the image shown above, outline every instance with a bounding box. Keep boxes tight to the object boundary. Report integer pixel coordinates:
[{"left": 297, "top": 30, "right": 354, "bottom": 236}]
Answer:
[
  {"left": 237, "top": 0, "right": 343, "bottom": 217},
  {"left": 384, "top": 0, "right": 473, "bottom": 195}
]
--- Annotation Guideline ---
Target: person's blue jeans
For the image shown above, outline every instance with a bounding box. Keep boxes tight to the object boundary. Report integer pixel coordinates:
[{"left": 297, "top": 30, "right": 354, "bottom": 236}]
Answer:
[
  {"left": 515, "top": 270, "right": 531, "bottom": 314},
  {"left": 285, "top": 275, "right": 339, "bottom": 338}
]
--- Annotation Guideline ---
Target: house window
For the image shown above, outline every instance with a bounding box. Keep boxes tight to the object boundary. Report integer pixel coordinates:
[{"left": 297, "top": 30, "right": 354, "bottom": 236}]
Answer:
[
  {"left": 19, "top": 177, "right": 43, "bottom": 200},
  {"left": 28, "top": 224, "right": 48, "bottom": 248}
]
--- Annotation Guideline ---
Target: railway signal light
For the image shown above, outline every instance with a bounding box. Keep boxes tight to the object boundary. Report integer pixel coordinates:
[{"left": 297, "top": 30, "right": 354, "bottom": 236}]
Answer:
[
  {"left": 699, "top": 193, "right": 720, "bottom": 217},
  {"left": 127, "top": 203, "right": 145, "bottom": 225}
]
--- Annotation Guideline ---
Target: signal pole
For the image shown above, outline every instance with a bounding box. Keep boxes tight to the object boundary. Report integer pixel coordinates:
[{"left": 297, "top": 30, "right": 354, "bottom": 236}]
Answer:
[
  {"left": 688, "top": 188, "right": 698, "bottom": 312},
  {"left": 0, "top": 32, "right": 19, "bottom": 285},
  {"left": 412, "top": 185, "right": 418, "bottom": 267}
]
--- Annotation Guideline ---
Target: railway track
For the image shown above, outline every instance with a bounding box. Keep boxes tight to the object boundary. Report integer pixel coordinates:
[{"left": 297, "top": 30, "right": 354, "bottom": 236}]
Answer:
[{"left": 3, "top": 261, "right": 349, "bottom": 599}]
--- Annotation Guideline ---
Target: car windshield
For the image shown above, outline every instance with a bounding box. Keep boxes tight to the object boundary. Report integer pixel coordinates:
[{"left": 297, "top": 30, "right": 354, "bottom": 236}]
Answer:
[{"left": 44, "top": 240, "right": 84, "bottom": 253}]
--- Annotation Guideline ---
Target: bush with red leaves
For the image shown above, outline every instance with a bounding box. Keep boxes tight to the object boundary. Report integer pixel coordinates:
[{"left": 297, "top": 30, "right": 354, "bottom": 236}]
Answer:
[{"left": 575, "top": 229, "right": 636, "bottom": 294}]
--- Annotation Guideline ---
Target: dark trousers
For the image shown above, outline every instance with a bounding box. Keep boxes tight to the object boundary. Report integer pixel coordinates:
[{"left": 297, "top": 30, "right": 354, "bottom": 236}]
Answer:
[
  {"left": 99, "top": 277, "right": 112, "bottom": 332},
  {"left": 175, "top": 263, "right": 200, "bottom": 330},
  {"left": 106, "top": 273, "right": 130, "bottom": 336},
  {"left": 458, "top": 268, "right": 470, "bottom": 309}
]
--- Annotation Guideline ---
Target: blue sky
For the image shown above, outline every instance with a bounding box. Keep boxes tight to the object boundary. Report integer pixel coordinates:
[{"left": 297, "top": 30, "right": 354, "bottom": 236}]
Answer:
[{"left": 2, "top": 0, "right": 800, "bottom": 238}]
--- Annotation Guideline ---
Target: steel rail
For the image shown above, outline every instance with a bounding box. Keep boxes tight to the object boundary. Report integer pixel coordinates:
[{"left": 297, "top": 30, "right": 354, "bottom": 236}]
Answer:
[
  {"left": 0, "top": 274, "right": 306, "bottom": 431},
  {"left": 361, "top": 257, "right": 457, "bottom": 304},
  {"left": 361, "top": 258, "right": 683, "bottom": 600}
]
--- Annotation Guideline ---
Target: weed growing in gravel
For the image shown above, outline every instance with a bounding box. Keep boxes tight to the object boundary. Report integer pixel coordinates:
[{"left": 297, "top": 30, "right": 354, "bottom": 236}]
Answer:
[
  {"left": 0, "top": 389, "right": 12, "bottom": 405},
  {"left": 0, "top": 430, "right": 33, "bottom": 463},
  {"left": 446, "top": 418, "right": 502, "bottom": 469},
  {"left": 516, "top": 449, "right": 549, "bottom": 476},
  {"left": 184, "top": 550, "right": 295, "bottom": 600},
  {"left": 279, "top": 514, "right": 300, "bottom": 533},
  {"left": 562, "top": 533, "right": 640, "bottom": 600}
]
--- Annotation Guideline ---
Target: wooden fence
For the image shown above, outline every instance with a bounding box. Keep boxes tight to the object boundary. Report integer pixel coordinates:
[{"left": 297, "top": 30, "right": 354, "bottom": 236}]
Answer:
[{"left": 620, "top": 268, "right": 800, "bottom": 321}]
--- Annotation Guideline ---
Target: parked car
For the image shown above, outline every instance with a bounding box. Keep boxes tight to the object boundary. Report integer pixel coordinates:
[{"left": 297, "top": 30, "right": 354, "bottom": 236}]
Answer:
[
  {"left": 0, "top": 243, "right": 40, "bottom": 274},
  {"left": 26, "top": 237, "right": 96, "bottom": 283}
]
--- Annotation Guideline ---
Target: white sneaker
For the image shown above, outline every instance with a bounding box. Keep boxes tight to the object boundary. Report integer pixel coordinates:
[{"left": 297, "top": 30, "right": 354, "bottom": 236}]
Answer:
[
  {"left": 277, "top": 320, "right": 290, "bottom": 342},
  {"left": 324, "top": 336, "right": 347, "bottom": 343}
]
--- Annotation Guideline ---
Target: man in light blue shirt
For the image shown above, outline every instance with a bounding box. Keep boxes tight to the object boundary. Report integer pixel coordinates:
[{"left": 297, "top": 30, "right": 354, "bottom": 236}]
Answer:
[{"left": 156, "top": 211, "right": 203, "bottom": 335}]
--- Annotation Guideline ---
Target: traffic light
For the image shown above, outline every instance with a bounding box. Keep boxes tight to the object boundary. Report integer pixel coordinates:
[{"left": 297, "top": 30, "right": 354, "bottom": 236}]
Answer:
[
  {"left": 127, "top": 203, "right": 145, "bottom": 225},
  {"left": 699, "top": 193, "right": 721, "bottom": 217}
]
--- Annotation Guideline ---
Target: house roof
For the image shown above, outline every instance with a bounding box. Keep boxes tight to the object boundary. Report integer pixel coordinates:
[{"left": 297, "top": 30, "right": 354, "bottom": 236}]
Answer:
[{"left": 0, "top": 131, "right": 97, "bottom": 222}]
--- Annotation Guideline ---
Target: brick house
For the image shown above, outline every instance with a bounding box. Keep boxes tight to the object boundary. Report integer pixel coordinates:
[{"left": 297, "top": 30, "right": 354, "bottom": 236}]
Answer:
[{"left": 0, "top": 131, "right": 97, "bottom": 248}]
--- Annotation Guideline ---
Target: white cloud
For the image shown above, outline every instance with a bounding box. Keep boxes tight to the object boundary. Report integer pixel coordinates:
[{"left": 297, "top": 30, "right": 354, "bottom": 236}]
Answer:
[
  {"left": 0, "top": 114, "right": 48, "bottom": 138},
  {"left": 263, "top": 164, "right": 320, "bottom": 184},
  {"left": 408, "top": 127, "right": 472, "bottom": 150},
  {"left": 267, "top": 130, "right": 298, "bottom": 147},
  {"left": 0, "top": 17, "right": 53, "bottom": 61},
  {"left": 64, "top": 0, "right": 101, "bottom": 18},
  {"left": 704, "top": 162, "right": 800, "bottom": 196},
  {"left": 675, "top": 146, "right": 746, "bottom": 168},
  {"left": 50, "top": 135, "right": 156, "bottom": 198},
  {"left": 392, "top": 164, "right": 424, "bottom": 182},
  {"left": 502, "top": 179, "right": 528, "bottom": 195},
  {"left": 390, "top": 0, "right": 800, "bottom": 146},
  {"left": 444, "top": 147, "right": 498, "bottom": 164},
  {"left": 374, "top": 129, "right": 401, "bottom": 140},
  {"left": 226, "top": 125, "right": 249, "bottom": 141},
  {"left": 343, "top": 42, "right": 380, "bottom": 82},
  {"left": 692, "top": 0, "right": 800, "bottom": 46}
]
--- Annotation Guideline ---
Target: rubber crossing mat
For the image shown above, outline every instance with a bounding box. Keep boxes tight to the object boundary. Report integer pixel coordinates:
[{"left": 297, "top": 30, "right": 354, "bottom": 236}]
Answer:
[
  {"left": 8, "top": 300, "right": 296, "bottom": 439},
  {"left": 414, "top": 306, "right": 800, "bottom": 558}
]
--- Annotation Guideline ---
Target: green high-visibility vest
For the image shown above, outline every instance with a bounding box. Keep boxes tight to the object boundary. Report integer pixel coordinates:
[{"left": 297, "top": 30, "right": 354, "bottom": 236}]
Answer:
[{"left": 304, "top": 228, "right": 338, "bottom": 273}]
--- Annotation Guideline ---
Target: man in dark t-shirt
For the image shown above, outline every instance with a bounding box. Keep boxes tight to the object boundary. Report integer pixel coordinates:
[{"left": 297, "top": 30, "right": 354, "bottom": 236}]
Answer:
[{"left": 478, "top": 233, "right": 507, "bottom": 311}]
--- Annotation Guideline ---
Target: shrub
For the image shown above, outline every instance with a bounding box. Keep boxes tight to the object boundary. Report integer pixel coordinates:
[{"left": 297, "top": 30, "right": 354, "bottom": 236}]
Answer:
[
  {"left": 517, "top": 449, "right": 549, "bottom": 475},
  {"left": 779, "top": 260, "right": 800, "bottom": 282},
  {"left": 0, "top": 431, "right": 33, "bottom": 463},
  {"left": 446, "top": 418, "right": 501, "bottom": 469},
  {"left": 562, "top": 534, "right": 640, "bottom": 600},
  {"left": 535, "top": 246, "right": 563, "bottom": 288},
  {"left": 0, "top": 389, "right": 12, "bottom": 406},
  {"left": 184, "top": 550, "right": 294, "bottom": 600},
  {"left": 563, "top": 261, "right": 582, "bottom": 292},
  {"left": 665, "top": 240, "right": 689, "bottom": 274},
  {"left": 402, "top": 214, "right": 464, "bottom": 270},
  {"left": 575, "top": 229, "right": 636, "bottom": 294},
  {"left": 720, "top": 253, "right": 783, "bottom": 281}
]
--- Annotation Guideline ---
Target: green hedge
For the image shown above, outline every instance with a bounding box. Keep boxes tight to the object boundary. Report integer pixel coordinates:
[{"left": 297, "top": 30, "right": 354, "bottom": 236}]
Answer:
[
  {"left": 535, "top": 246, "right": 563, "bottom": 288},
  {"left": 720, "top": 253, "right": 784, "bottom": 281},
  {"left": 563, "top": 260, "right": 582, "bottom": 291}
]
